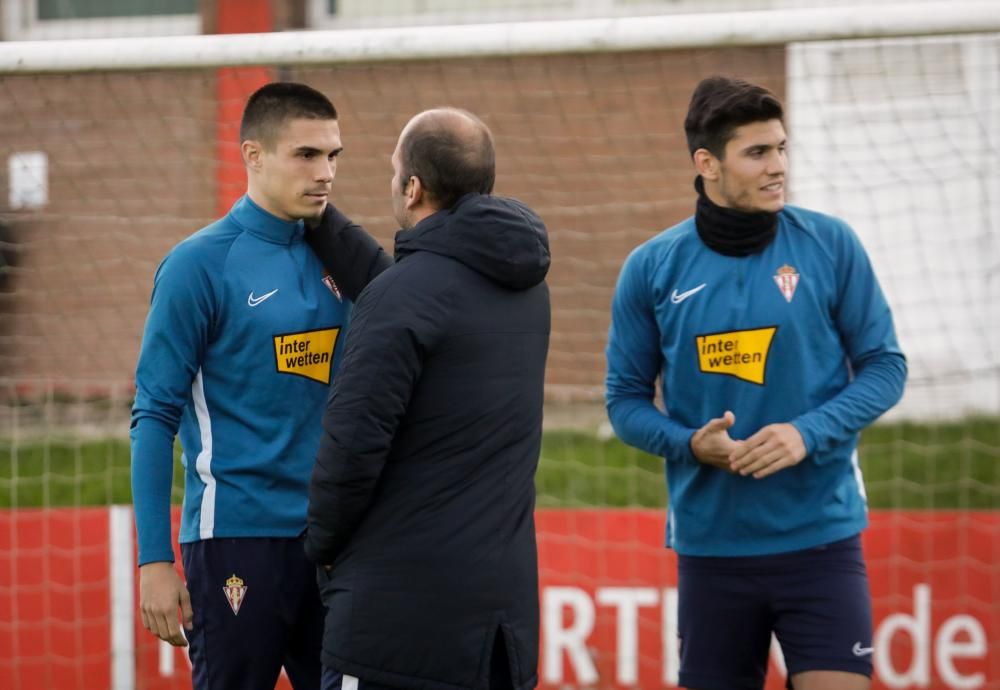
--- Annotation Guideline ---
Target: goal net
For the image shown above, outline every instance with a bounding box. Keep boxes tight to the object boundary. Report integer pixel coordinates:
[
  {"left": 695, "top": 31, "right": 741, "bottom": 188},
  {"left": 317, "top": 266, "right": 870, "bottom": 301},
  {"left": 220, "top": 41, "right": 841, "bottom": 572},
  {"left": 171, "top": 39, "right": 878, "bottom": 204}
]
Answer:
[{"left": 0, "top": 3, "right": 998, "bottom": 689}]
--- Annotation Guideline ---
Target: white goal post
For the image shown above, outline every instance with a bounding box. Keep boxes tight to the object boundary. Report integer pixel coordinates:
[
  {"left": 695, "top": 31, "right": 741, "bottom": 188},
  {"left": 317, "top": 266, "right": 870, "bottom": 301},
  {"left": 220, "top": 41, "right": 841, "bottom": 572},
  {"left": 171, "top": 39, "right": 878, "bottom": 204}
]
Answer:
[{"left": 1, "top": 2, "right": 999, "bottom": 73}]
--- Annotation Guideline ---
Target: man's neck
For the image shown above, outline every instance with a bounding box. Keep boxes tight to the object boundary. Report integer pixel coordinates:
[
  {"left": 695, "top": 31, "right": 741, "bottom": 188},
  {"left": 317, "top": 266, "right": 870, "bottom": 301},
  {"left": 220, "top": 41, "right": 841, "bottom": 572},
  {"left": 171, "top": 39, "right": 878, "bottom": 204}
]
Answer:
[
  {"left": 408, "top": 205, "right": 439, "bottom": 228},
  {"left": 246, "top": 188, "right": 294, "bottom": 222},
  {"left": 699, "top": 179, "right": 730, "bottom": 210}
]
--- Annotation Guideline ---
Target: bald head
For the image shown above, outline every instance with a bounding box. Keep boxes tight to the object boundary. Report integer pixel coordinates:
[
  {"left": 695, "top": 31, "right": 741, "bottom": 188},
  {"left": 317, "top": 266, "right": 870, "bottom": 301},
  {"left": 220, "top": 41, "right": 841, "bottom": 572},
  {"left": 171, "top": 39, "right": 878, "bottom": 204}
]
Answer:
[{"left": 397, "top": 108, "right": 495, "bottom": 210}]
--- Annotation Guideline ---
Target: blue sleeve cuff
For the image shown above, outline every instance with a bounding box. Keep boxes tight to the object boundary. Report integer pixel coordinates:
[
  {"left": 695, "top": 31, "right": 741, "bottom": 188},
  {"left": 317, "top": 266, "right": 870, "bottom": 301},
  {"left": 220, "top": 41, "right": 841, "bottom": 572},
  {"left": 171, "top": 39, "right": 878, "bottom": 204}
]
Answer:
[
  {"left": 790, "top": 418, "right": 816, "bottom": 457},
  {"left": 131, "top": 416, "right": 178, "bottom": 566},
  {"left": 607, "top": 396, "right": 697, "bottom": 464}
]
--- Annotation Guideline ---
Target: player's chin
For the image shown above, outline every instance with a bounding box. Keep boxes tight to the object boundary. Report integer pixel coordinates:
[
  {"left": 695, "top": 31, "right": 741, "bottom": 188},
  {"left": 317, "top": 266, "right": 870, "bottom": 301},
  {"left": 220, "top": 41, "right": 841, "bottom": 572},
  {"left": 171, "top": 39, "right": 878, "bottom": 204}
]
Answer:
[
  {"left": 756, "top": 195, "right": 785, "bottom": 213},
  {"left": 298, "top": 196, "right": 328, "bottom": 219}
]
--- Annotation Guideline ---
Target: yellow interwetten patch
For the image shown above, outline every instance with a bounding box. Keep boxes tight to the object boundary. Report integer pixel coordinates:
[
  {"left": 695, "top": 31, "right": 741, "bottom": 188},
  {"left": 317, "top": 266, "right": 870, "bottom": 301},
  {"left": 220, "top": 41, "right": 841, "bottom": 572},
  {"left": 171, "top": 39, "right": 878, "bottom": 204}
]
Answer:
[
  {"left": 273, "top": 328, "right": 340, "bottom": 384},
  {"left": 696, "top": 326, "right": 777, "bottom": 385}
]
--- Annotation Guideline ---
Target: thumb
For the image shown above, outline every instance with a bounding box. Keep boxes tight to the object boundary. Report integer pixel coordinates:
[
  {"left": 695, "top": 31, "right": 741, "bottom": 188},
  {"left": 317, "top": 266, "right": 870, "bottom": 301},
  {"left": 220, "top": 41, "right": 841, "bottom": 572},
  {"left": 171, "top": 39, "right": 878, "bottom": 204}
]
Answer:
[
  {"left": 706, "top": 410, "right": 735, "bottom": 432},
  {"left": 180, "top": 587, "right": 194, "bottom": 631}
]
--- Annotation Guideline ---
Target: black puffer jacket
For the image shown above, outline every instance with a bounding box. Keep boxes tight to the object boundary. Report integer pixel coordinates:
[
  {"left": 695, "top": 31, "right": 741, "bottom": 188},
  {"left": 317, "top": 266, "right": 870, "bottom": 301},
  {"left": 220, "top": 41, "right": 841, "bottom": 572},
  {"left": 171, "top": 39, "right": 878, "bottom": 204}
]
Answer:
[{"left": 305, "top": 193, "right": 550, "bottom": 690}]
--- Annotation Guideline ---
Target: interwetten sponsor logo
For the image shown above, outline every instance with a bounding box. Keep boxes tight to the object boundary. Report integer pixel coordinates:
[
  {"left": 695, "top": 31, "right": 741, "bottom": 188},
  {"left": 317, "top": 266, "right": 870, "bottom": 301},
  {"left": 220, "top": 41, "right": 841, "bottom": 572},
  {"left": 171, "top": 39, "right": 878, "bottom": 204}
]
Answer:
[
  {"left": 273, "top": 327, "right": 340, "bottom": 384},
  {"left": 695, "top": 326, "right": 778, "bottom": 385}
]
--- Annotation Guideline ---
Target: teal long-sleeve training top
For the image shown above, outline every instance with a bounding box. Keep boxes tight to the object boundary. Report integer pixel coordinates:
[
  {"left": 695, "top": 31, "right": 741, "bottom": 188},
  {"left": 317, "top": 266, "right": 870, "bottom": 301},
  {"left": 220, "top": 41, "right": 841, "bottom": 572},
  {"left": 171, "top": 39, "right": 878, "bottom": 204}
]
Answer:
[
  {"left": 130, "top": 196, "right": 351, "bottom": 565},
  {"left": 605, "top": 205, "right": 907, "bottom": 557}
]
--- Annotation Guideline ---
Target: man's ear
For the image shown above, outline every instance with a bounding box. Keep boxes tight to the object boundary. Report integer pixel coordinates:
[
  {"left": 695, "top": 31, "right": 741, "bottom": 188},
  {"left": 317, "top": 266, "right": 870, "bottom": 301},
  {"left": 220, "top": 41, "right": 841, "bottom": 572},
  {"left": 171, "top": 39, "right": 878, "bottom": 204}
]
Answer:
[
  {"left": 693, "top": 148, "right": 720, "bottom": 181},
  {"left": 242, "top": 140, "right": 263, "bottom": 170},
  {"left": 406, "top": 175, "right": 424, "bottom": 211}
]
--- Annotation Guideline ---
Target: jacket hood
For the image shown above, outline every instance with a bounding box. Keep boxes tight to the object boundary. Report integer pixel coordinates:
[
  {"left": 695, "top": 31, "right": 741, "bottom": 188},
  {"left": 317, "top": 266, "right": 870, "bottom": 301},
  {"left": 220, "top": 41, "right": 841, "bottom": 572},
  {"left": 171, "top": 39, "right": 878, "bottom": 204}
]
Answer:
[{"left": 394, "top": 193, "right": 550, "bottom": 290}]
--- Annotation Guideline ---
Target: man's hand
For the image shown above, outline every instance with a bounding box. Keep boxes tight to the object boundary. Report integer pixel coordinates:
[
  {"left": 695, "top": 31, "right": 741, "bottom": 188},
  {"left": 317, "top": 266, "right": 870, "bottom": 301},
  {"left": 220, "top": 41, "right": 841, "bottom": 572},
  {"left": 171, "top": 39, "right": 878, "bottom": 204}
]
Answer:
[
  {"left": 690, "top": 411, "right": 742, "bottom": 471},
  {"left": 729, "top": 423, "right": 807, "bottom": 479},
  {"left": 139, "top": 561, "right": 193, "bottom": 647}
]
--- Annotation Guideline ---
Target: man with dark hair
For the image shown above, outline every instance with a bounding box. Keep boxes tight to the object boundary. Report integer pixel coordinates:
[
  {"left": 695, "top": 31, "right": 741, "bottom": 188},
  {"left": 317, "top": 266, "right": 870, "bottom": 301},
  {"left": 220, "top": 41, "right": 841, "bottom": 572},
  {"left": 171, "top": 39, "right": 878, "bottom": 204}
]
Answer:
[
  {"left": 606, "top": 76, "right": 907, "bottom": 690},
  {"left": 240, "top": 81, "right": 340, "bottom": 149},
  {"left": 683, "top": 75, "right": 784, "bottom": 159},
  {"left": 131, "top": 81, "right": 388, "bottom": 690},
  {"left": 305, "top": 108, "right": 550, "bottom": 690}
]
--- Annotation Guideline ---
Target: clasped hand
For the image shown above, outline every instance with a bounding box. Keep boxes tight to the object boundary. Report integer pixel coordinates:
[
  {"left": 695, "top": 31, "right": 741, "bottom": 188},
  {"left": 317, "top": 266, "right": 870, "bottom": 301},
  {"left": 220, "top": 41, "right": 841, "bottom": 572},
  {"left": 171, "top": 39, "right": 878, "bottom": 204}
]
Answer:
[{"left": 690, "top": 411, "right": 807, "bottom": 479}]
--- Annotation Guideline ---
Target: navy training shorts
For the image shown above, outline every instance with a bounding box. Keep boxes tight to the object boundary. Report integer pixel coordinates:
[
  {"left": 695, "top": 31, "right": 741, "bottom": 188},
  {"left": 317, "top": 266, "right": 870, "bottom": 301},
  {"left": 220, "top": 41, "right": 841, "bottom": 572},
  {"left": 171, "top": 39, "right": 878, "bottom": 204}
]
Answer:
[
  {"left": 677, "top": 534, "right": 873, "bottom": 690},
  {"left": 181, "top": 536, "right": 325, "bottom": 690}
]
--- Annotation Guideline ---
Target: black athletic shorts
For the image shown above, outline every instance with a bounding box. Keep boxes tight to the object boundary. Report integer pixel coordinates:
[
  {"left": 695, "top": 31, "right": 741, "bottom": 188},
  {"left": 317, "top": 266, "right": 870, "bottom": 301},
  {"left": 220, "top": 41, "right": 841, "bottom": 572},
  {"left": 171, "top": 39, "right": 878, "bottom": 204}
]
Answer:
[
  {"left": 181, "top": 536, "right": 324, "bottom": 690},
  {"left": 677, "top": 534, "right": 873, "bottom": 690}
]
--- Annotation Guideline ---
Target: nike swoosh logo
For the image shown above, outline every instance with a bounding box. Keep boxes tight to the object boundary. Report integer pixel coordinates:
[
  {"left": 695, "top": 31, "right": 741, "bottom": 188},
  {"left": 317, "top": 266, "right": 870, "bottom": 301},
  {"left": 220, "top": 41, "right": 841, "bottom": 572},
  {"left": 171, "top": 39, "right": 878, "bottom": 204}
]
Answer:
[
  {"left": 670, "top": 283, "right": 707, "bottom": 304},
  {"left": 852, "top": 642, "right": 874, "bottom": 657},
  {"left": 247, "top": 288, "right": 279, "bottom": 307}
]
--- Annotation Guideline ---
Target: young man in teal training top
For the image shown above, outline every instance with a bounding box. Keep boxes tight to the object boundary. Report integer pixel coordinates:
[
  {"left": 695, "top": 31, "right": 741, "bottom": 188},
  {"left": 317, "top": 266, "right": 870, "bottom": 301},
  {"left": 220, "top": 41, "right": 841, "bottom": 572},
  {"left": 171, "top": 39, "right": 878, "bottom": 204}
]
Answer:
[
  {"left": 131, "top": 82, "right": 387, "bottom": 690},
  {"left": 605, "top": 76, "right": 907, "bottom": 690}
]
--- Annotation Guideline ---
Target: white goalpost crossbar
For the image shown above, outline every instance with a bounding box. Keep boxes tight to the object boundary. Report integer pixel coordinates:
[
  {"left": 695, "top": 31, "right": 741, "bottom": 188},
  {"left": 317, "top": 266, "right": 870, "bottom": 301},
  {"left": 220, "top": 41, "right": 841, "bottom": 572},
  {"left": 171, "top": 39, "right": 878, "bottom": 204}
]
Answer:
[{"left": 0, "top": 1, "right": 999, "bottom": 73}]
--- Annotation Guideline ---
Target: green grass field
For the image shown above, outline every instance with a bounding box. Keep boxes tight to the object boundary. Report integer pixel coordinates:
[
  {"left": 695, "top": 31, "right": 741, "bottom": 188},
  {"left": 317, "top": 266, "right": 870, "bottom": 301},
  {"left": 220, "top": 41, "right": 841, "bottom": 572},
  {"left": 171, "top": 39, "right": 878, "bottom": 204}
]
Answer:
[{"left": 1, "top": 417, "right": 998, "bottom": 510}]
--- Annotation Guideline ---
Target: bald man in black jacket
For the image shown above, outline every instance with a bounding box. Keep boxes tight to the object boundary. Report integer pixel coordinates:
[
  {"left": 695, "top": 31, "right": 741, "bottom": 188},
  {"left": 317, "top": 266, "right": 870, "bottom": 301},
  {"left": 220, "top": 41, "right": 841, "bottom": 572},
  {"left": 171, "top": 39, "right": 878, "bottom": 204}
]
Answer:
[{"left": 305, "top": 108, "right": 550, "bottom": 690}]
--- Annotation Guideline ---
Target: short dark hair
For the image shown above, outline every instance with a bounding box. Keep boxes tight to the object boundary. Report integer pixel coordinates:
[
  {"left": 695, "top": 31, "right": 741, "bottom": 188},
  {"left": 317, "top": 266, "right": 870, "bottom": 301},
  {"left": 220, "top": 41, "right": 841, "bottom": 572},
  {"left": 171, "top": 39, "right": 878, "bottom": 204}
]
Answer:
[
  {"left": 684, "top": 76, "right": 783, "bottom": 159},
  {"left": 240, "top": 82, "right": 338, "bottom": 149},
  {"left": 399, "top": 109, "right": 495, "bottom": 210}
]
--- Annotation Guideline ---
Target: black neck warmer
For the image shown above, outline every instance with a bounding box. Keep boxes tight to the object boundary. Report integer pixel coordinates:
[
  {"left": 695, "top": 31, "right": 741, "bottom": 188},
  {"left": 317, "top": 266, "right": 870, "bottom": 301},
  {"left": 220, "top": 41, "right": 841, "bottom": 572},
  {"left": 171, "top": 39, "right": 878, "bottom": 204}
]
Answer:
[{"left": 694, "top": 176, "right": 778, "bottom": 256}]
